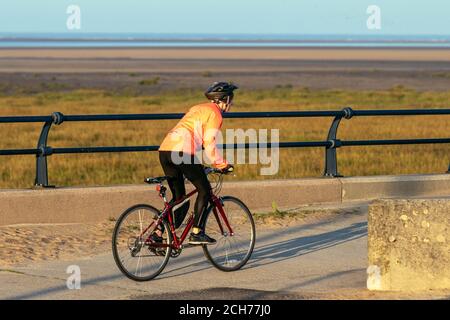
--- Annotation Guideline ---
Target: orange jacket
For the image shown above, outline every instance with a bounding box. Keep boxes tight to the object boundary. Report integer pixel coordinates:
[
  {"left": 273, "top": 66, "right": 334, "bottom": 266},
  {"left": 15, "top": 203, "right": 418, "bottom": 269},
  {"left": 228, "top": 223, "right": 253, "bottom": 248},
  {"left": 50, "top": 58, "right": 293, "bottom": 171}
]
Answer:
[{"left": 159, "top": 102, "right": 228, "bottom": 169}]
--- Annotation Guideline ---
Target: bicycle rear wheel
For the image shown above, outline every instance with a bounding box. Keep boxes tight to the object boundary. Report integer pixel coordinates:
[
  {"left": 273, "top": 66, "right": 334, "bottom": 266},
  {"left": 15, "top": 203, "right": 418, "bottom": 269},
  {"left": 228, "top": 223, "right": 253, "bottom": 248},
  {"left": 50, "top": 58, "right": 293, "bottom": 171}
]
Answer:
[
  {"left": 112, "top": 204, "right": 172, "bottom": 281},
  {"left": 203, "top": 196, "right": 255, "bottom": 272}
]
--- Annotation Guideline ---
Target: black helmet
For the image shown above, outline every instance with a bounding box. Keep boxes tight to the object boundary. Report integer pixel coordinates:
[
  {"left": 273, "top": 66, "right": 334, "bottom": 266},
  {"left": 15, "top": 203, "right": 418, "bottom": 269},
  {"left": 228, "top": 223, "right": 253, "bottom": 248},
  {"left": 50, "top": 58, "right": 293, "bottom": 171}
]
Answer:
[{"left": 204, "top": 82, "right": 238, "bottom": 102}]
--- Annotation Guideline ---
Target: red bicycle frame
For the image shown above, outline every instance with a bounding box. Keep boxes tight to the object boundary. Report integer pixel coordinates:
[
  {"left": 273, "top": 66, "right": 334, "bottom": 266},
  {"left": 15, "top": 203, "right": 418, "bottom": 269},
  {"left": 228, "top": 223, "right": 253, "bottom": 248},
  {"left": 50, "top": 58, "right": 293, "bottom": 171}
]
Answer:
[{"left": 142, "top": 184, "right": 235, "bottom": 250}]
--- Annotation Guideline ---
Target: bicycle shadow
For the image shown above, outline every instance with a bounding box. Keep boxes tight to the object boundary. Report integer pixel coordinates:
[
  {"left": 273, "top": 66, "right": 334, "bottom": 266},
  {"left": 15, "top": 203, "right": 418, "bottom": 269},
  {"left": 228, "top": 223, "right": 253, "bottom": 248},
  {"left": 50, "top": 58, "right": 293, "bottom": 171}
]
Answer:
[
  {"left": 245, "top": 221, "right": 367, "bottom": 269},
  {"left": 152, "top": 216, "right": 344, "bottom": 280},
  {"left": 157, "top": 219, "right": 367, "bottom": 279}
]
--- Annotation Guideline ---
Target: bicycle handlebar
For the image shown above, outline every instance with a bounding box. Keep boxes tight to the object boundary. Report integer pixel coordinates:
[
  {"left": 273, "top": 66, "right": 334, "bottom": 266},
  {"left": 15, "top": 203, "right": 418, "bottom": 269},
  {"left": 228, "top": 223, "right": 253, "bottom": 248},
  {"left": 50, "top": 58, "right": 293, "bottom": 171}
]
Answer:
[
  {"left": 204, "top": 167, "right": 223, "bottom": 175},
  {"left": 204, "top": 166, "right": 234, "bottom": 175}
]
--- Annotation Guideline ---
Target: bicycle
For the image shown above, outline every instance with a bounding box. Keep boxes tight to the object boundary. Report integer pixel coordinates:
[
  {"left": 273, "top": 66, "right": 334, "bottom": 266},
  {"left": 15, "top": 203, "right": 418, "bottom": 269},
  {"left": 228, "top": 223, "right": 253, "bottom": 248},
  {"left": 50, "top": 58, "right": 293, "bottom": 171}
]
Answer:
[{"left": 112, "top": 167, "right": 256, "bottom": 281}]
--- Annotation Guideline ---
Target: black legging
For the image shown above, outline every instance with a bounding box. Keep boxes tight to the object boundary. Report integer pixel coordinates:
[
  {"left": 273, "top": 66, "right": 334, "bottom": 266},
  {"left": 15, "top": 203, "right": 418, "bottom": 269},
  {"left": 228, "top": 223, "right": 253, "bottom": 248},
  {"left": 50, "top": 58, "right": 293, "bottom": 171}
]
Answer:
[{"left": 159, "top": 151, "right": 212, "bottom": 230}]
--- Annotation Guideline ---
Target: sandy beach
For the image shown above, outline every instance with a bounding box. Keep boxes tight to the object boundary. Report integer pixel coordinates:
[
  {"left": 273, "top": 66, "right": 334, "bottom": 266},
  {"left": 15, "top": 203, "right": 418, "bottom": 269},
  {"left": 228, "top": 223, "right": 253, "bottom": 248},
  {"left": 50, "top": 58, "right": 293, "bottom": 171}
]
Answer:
[
  {"left": 1, "top": 47, "right": 450, "bottom": 62},
  {"left": 0, "top": 47, "right": 450, "bottom": 94}
]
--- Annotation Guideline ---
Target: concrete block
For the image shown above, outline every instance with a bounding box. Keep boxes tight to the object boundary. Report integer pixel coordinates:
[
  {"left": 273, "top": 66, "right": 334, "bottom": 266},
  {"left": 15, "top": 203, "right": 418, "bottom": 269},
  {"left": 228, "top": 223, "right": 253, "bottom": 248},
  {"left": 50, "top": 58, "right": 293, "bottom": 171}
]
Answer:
[{"left": 367, "top": 198, "right": 450, "bottom": 291}]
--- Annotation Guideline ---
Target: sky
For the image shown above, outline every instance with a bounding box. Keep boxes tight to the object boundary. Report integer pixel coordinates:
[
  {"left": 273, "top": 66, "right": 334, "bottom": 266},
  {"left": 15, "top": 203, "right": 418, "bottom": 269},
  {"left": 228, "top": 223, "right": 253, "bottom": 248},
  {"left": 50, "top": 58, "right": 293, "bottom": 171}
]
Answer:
[{"left": 0, "top": 0, "right": 449, "bottom": 35}]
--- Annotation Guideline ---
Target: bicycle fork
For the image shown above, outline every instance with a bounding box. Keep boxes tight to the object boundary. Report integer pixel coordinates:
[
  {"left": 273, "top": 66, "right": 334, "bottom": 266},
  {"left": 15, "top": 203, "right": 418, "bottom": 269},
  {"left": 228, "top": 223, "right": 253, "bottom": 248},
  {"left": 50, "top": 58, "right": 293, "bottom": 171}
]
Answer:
[{"left": 211, "top": 196, "right": 234, "bottom": 236}]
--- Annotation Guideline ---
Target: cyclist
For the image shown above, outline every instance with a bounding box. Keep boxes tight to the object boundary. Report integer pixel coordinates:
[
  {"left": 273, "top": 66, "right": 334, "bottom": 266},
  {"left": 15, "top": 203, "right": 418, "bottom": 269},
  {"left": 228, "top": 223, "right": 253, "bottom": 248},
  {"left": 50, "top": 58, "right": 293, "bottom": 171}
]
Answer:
[{"left": 158, "top": 82, "right": 237, "bottom": 245}]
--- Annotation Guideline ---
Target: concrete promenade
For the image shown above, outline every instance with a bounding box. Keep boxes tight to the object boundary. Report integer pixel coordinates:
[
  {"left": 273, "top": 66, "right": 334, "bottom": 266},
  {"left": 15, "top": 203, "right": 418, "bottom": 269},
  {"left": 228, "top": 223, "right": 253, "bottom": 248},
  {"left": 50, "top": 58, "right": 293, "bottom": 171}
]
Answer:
[{"left": 1, "top": 174, "right": 449, "bottom": 226}]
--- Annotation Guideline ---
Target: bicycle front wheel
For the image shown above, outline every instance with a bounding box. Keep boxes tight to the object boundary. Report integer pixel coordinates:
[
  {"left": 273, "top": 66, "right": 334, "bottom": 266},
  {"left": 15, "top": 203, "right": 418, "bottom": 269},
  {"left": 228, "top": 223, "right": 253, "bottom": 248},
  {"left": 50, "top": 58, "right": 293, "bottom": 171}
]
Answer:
[
  {"left": 203, "top": 196, "right": 256, "bottom": 272},
  {"left": 112, "top": 204, "right": 172, "bottom": 281}
]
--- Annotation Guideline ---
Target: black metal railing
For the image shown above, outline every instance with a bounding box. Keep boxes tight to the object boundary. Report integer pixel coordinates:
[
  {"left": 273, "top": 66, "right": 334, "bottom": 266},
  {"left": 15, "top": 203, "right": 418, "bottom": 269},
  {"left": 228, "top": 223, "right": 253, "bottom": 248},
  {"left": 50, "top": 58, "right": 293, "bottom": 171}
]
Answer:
[{"left": 1, "top": 107, "right": 449, "bottom": 187}]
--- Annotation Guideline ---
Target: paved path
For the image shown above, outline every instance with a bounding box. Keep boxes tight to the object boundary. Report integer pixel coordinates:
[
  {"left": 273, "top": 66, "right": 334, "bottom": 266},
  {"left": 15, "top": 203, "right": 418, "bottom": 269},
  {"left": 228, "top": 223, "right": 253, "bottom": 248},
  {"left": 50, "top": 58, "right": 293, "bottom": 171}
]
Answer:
[{"left": 0, "top": 205, "right": 369, "bottom": 300}]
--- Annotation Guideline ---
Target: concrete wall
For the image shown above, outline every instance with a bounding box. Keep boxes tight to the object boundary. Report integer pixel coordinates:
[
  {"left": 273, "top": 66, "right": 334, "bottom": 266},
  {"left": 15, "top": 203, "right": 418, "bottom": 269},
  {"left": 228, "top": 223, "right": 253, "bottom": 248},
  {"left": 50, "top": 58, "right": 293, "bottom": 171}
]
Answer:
[
  {"left": 1, "top": 173, "right": 450, "bottom": 226},
  {"left": 367, "top": 198, "right": 450, "bottom": 291},
  {"left": 341, "top": 174, "right": 450, "bottom": 201}
]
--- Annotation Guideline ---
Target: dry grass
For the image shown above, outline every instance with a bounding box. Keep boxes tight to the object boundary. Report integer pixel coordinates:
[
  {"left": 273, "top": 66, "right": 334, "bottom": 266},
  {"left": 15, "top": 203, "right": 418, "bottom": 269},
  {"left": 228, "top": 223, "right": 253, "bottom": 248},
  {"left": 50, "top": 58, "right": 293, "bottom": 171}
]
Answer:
[{"left": 0, "top": 86, "right": 449, "bottom": 189}]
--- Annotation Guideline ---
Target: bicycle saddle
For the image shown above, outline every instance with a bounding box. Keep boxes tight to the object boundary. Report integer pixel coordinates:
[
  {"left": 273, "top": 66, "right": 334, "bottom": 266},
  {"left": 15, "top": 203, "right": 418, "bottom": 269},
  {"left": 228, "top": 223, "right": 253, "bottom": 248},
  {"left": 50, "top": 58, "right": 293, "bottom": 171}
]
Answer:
[{"left": 144, "top": 176, "right": 169, "bottom": 184}]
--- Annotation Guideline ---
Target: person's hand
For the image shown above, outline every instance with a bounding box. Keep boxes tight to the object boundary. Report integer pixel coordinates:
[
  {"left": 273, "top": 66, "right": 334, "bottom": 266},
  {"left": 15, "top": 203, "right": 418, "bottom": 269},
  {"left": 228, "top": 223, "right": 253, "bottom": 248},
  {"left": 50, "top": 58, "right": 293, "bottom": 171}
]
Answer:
[{"left": 221, "top": 164, "right": 234, "bottom": 174}]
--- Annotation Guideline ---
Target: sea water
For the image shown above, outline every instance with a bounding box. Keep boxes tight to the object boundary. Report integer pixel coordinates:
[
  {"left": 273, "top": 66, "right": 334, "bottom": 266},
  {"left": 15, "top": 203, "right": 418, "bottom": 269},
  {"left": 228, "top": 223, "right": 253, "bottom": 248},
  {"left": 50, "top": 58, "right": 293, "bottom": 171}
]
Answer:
[{"left": 1, "top": 33, "right": 449, "bottom": 48}]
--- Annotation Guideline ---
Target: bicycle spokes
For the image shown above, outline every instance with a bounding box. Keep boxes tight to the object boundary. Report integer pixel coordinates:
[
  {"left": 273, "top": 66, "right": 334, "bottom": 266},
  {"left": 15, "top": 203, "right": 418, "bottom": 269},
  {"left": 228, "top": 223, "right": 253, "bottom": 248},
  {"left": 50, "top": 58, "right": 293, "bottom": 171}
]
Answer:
[
  {"left": 112, "top": 205, "right": 172, "bottom": 281},
  {"left": 203, "top": 196, "right": 255, "bottom": 272}
]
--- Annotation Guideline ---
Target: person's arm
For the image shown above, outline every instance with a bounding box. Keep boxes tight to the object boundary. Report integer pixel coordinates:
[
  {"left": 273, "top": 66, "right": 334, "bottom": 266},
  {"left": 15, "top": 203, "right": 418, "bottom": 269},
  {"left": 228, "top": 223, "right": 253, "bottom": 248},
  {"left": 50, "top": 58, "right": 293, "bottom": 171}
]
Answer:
[{"left": 203, "top": 109, "right": 228, "bottom": 169}]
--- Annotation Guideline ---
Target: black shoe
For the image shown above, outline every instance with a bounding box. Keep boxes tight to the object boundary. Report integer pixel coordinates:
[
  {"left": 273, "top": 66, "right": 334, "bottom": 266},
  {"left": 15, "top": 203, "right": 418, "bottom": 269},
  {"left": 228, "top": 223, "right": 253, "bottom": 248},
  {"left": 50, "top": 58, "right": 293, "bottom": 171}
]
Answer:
[
  {"left": 148, "top": 233, "right": 166, "bottom": 256},
  {"left": 188, "top": 232, "right": 216, "bottom": 245},
  {"left": 150, "top": 233, "right": 163, "bottom": 243}
]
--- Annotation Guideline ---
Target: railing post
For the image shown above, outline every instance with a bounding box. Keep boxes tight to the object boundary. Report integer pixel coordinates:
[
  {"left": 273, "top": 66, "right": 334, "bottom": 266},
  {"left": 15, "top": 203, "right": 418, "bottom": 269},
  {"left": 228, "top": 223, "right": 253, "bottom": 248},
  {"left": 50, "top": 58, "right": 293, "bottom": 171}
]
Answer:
[
  {"left": 323, "top": 107, "right": 353, "bottom": 177},
  {"left": 34, "top": 112, "right": 64, "bottom": 187}
]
